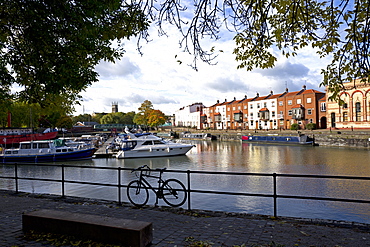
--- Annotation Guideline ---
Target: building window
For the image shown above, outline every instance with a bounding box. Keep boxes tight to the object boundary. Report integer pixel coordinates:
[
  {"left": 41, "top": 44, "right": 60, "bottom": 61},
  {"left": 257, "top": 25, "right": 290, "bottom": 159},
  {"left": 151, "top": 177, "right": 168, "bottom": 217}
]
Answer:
[
  {"left": 288, "top": 100, "right": 292, "bottom": 105},
  {"left": 279, "top": 101, "right": 283, "bottom": 106},
  {"left": 272, "top": 111, "right": 275, "bottom": 117},
  {"left": 257, "top": 103, "right": 260, "bottom": 108},
  {"left": 355, "top": 102, "right": 361, "bottom": 121},
  {"left": 250, "top": 104, "right": 253, "bottom": 109},
  {"left": 271, "top": 101, "right": 275, "bottom": 107},
  {"left": 320, "top": 102, "right": 326, "bottom": 112},
  {"left": 343, "top": 112, "right": 348, "bottom": 122},
  {"left": 250, "top": 121, "right": 254, "bottom": 126},
  {"left": 288, "top": 110, "right": 292, "bottom": 116},
  {"left": 274, "top": 120, "right": 277, "bottom": 126},
  {"left": 307, "top": 98, "right": 312, "bottom": 103},
  {"left": 297, "top": 99, "right": 301, "bottom": 104},
  {"left": 264, "top": 102, "right": 267, "bottom": 107},
  {"left": 343, "top": 103, "right": 348, "bottom": 109},
  {"left": 307, "top": 109, "right": 312, "bottom": 115}
]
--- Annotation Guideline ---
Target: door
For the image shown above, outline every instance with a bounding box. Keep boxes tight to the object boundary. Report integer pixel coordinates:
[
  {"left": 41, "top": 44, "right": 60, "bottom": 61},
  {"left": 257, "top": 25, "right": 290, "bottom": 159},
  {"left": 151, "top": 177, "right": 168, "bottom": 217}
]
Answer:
[{"left": 331, "top": 113, "right": 336, "bottom": 128}]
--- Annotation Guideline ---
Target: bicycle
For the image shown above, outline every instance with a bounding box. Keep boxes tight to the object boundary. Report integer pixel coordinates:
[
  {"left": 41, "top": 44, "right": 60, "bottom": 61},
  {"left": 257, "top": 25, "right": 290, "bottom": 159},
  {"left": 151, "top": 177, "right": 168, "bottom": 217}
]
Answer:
[{"left": 127, "top": 165, "right": 187, "bottom": 207}]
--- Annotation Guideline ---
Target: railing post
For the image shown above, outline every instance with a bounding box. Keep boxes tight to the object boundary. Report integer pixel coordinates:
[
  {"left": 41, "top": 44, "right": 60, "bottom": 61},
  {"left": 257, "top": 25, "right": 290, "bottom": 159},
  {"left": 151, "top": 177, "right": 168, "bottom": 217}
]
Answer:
[
  {"left": 118, "top": 167, "right": 122, "bottom": 205},
  {"left": 15, "top": 163, "right": 19, "bottom": 193},
  {"left": 273, "top": 173, "right": 277, "bottom": 218},
  {"left": 61, "top": 164, "right": 65, "bottom": 198},
  {"left": 187, "top": 170, "right": 191, "bottom": 210}
]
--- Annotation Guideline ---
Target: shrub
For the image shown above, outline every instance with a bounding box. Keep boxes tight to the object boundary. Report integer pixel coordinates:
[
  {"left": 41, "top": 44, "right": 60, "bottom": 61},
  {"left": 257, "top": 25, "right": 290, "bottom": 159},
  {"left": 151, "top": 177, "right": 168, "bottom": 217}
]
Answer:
[
  {"left": 290, "top": 123, "right": 300, "bottom": 130},
  {"left": 306, "top": 123, "right": 317, "bottom": 130}
]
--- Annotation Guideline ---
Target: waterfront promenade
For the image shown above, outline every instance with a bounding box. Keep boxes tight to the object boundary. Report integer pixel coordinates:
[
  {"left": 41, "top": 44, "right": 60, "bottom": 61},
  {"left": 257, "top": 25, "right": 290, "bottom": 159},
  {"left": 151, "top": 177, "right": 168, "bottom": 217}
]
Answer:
[{"left": 1, "top": 190, "right": 369, "bottom": 247}]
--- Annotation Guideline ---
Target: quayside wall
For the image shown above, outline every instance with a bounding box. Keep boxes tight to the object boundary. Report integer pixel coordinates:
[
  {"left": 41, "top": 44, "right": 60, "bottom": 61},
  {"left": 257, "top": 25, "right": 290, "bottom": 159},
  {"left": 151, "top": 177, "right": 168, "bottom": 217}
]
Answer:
[{"left": 168, "top": 128, "right": 370, "bottom": 149}]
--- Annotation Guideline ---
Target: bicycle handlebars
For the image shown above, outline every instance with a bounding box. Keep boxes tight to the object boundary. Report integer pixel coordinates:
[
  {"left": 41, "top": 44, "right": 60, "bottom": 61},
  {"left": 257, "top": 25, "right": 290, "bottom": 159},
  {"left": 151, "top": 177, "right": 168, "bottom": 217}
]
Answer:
[{"left": 132, "top": 165, "right": 167, "bottom": 173}]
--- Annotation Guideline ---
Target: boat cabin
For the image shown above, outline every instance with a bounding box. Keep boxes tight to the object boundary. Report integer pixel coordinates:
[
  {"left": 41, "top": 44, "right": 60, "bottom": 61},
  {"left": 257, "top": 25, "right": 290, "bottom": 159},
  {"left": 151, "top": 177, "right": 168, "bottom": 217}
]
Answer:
[{"left": 3, "top": 140, "right": 75, "bottom": 156}]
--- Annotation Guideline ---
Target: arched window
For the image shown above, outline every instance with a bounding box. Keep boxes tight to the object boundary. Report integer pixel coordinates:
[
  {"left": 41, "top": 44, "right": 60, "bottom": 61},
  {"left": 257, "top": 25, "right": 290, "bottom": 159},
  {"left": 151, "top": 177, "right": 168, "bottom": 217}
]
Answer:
[{"left": 355, "top": 102, "right": 361, "bottom": 121}]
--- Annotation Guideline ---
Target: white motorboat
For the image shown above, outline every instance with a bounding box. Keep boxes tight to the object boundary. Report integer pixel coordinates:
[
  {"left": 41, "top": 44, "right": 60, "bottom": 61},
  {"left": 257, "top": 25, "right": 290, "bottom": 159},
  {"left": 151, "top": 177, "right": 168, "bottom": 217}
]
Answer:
[{"left": 115, "top": 130, "right": 194, "bottom": 159}]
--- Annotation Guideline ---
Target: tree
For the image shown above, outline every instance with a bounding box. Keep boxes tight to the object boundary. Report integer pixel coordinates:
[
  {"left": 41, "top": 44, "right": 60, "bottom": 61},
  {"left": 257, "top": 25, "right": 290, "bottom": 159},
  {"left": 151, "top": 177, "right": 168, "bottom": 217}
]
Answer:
[
  {"left": 231, "top": 0, "right": 370, "bottom": 101},
  {"left": 147, "top": 109, "right": 166, "bottom": 129},
  {"left": 143, "top": 0, "right": 370, "bottom": 101},
  {"left": 121, "top": 111, "right": 136, "bottom": 125},
  {"left": 100, "top": 112, "right": 135, "bottom": 124},
  {"left": 133, "top": 100, "right": 154, "bottom": 127},
  {"left": 72, "top": 114, "right": 93, "bottom": 124},
  {"left": 1, "top": 0, "right": 149, "bottom": 107},
  {"left": 2, "top": 0, "right": 369, "bottom": 105},
  {"left": 0, "top": 95, "right": 74, "bottom": 128}
]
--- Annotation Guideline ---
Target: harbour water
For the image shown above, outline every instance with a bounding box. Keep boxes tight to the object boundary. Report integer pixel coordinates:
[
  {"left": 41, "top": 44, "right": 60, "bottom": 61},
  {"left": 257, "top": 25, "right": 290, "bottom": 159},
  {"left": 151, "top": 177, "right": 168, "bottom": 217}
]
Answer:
[{"left": 1, "top": 140, "right": 369, "bottom": 224}]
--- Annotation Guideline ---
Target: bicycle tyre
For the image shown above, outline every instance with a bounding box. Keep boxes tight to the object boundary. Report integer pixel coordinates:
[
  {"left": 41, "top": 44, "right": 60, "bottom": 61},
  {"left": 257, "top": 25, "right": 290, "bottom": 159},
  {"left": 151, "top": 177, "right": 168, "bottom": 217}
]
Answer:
[
  {"left": 127, "top": 180, "right": 149, "bottom": 207},
  {"left": 162, "top": 179, "right": 187, "bottom": 207}
]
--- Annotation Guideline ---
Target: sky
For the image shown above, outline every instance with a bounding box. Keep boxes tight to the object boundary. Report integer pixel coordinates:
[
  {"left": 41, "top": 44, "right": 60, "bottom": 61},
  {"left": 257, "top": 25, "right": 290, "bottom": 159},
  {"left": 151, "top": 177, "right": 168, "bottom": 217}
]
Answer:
[{"left": 73, "top": 21, "right": 331, "bottom": 116}]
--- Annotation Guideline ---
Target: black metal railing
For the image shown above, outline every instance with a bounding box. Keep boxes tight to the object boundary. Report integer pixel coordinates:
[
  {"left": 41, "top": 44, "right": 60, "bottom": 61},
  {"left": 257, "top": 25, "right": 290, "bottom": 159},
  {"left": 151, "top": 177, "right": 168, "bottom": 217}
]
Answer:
[{"left": 1, "top": 163, "right": 369, "bottom": 218}]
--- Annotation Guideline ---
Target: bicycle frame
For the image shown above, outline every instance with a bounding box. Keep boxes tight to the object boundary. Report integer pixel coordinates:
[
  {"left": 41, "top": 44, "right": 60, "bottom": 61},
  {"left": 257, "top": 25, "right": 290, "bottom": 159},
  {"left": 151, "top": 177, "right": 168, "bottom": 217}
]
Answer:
[{"left": 136, "top": 168, "right": 166, "bottom": 205}]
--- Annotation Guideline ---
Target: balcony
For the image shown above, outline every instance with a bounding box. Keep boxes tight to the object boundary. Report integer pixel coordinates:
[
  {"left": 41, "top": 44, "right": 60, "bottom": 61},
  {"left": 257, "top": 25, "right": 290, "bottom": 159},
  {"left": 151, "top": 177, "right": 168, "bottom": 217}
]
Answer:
[{"left": 233, "top": 112, "right": 243, "bottom": 123}]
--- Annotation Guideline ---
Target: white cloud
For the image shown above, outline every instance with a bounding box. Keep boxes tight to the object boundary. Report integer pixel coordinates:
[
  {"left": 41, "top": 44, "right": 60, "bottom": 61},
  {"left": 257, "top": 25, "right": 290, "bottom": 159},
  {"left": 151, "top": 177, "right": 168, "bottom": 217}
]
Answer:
[{"left": 74, "top": 23, "right": 329, "bottom": 116}]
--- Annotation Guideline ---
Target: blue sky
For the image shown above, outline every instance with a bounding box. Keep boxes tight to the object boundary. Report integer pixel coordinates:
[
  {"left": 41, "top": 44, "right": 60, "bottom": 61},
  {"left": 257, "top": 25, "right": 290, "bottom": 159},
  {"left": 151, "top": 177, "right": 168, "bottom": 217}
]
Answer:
[{"left": 74, "top": 22, "right": 330, "bottom": 116}]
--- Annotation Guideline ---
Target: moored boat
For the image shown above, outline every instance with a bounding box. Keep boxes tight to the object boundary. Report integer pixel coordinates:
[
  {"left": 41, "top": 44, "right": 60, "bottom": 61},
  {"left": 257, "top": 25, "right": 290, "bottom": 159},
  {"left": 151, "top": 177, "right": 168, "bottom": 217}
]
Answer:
[
  {"left": 242, "top": 134, "right": 314, "bottom": 145},
  {"left": 182, "top": 132, "right": 217, "bottom": 140},
  {"left": 115, "top": 130, "right": 195, "bottom": 159},
  {"left": 0, "top": 128, "right": 58, "bottom": 146},
  {"left": 0, "top": 140, "right": 97, "bottom": 163}
]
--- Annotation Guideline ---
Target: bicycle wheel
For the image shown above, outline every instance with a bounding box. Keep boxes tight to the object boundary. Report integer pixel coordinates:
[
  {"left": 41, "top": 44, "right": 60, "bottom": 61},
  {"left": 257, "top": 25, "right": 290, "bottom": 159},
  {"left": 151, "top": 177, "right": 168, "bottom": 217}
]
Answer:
[
  {"left": 127, "top": 180, "right": 149, "bottom": 207},
  {"left": 162, "top": 179, "right": 187, "bottom": 207}
]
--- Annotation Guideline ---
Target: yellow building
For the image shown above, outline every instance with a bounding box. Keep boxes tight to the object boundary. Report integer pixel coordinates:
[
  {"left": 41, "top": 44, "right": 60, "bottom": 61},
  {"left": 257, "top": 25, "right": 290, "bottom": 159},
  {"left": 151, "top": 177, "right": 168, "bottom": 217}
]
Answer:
[{"left": 326, "top": 79, "right": 370, "bottom": 129}]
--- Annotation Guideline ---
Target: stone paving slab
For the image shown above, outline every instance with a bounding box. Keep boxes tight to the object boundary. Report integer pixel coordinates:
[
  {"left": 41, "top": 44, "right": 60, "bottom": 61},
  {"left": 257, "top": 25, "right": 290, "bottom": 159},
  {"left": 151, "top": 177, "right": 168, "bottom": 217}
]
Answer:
[{"left": 0, "top": 190, "right": 369, "bottom": 247}]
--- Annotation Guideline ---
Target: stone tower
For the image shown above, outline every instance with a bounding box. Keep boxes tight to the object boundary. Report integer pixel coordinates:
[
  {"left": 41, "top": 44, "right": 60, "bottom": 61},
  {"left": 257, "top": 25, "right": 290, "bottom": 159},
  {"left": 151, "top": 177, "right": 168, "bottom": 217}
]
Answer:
[{"left": 112, "top": 102, "right": 118, "bottom": 113}]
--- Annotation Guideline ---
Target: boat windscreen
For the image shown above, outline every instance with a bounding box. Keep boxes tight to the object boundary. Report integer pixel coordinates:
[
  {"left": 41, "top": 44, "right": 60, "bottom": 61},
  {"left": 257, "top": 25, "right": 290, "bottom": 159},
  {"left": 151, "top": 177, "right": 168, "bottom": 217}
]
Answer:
[
  {"left": 121, "top": 141, "right": 137, "bottom": 151},
  {"left": 54, "top": 139, "right": 66, "bottom": 147}
]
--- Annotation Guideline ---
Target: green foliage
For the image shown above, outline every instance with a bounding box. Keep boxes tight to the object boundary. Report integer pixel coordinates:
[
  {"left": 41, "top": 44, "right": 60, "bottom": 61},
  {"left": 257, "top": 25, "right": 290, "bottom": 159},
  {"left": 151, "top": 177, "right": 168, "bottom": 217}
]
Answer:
[
  {"left": 290, "top": 123, "right": 300, "bottom": 130},
  {"left": 100, "top": 112, "right": 135, "bottom": 125},
  {"left": 232, "top": 0, "right": 370, "bottom": 101},
  {"left": 133, "top": 100, "right": 166, "bottom": 128},
  {"left": 0, "top": 97, "right": 73, "bottom": 128},
  {"left": 147, "top": 109, "right": 166, "bottom": 128},
  {"left": 133, "top": 100, "right": 154, "bottom": 126},
  {"left": 306, "top": 123, "right": 316, "bottom": 130},
  {"left": 72, "top": 114, "right": 95, "bottom": 124},
  {"left": 0, "top": 0, "right": 149, "bottom": 106}
]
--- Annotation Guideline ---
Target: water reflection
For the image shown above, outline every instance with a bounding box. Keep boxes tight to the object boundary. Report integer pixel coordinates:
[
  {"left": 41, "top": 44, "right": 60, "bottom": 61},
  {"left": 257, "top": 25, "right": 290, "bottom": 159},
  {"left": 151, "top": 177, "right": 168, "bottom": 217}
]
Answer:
[{"left": 0, "top": 141, "right": 369, "bottom": 224}]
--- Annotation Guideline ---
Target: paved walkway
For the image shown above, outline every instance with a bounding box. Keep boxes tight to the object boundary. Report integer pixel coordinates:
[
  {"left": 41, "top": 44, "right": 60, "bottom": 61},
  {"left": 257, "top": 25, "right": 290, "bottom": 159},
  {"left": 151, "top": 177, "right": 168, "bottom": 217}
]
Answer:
[{"left": 0, "top": 190, "right": 369, "bottom": 247}]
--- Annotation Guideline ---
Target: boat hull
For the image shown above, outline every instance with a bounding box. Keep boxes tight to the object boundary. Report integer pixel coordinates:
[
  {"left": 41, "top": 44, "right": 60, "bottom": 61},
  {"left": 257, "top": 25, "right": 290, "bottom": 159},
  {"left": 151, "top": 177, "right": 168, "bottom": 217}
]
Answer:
[
  {"left": 116, "top": 145, "right": 194, "bottom": 159},
  {"left": 0, "top": 131, "right": 58, "bottom": 145},
  {"left": 242, "top": 135, "right": 313, "bottom": 145},
  {"left": 0, "top": 148, "right": 97, "bottom": 163}
]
